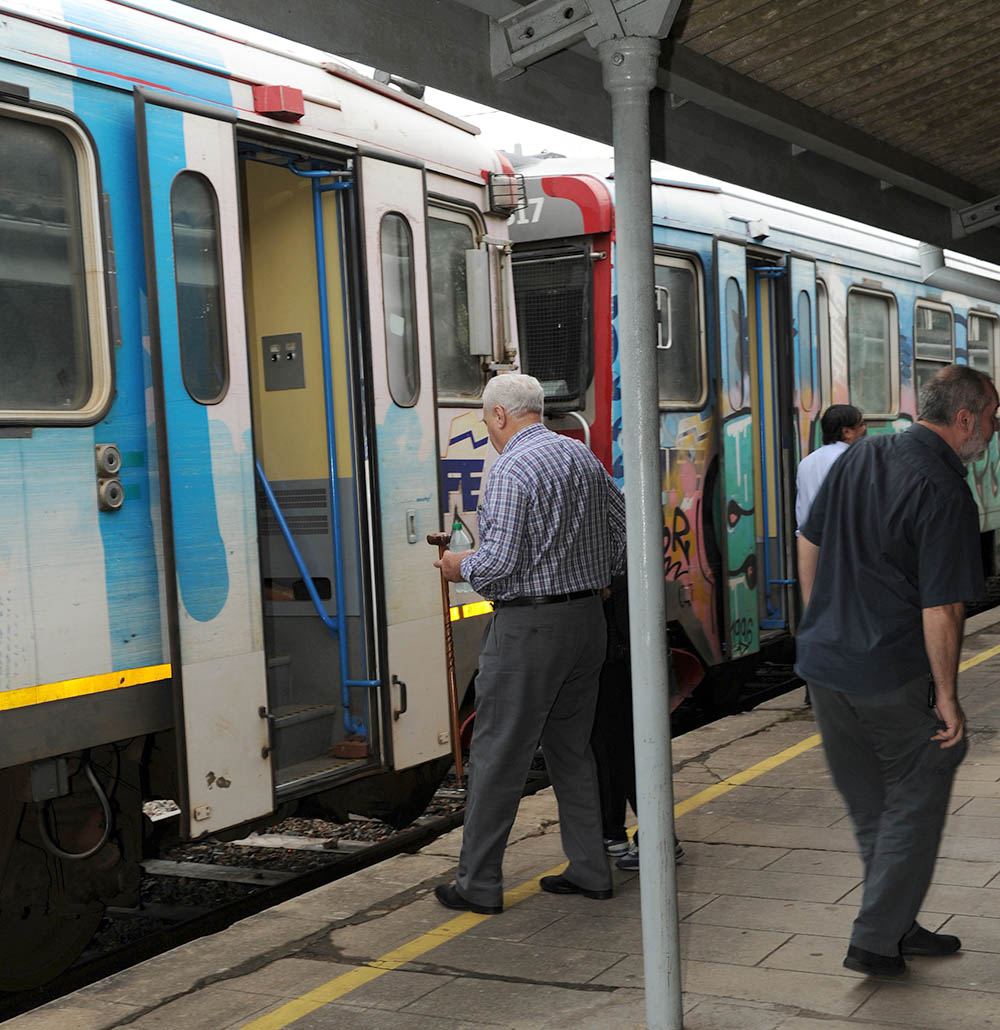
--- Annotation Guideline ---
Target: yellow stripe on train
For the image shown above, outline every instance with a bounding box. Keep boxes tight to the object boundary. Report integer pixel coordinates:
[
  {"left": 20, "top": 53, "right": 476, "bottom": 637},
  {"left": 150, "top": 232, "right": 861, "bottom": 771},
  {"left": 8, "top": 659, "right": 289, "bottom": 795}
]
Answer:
[
  {"left": 0, "top": 664, "right": 172, "bottom": 711},
  {"left": 448, "top": 601, "right": 494, "bottom": 622}
]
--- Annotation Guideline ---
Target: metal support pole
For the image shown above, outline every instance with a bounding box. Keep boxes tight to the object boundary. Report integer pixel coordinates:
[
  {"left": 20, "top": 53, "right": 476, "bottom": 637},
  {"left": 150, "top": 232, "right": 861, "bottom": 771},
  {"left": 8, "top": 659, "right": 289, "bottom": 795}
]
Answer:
[{"left": 599, "top": 35, "right": 683, "bottom": 1030}]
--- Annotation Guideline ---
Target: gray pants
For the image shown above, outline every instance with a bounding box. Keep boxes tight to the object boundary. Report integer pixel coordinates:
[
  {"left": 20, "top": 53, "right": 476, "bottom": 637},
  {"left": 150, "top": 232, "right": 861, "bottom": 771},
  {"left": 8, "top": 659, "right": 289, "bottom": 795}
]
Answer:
[
  {"left": 810, "top": 676, "right": 967, "bottom": 955},
  {"left": 456, "top": 595, "right": 611, "bottom": 908}
]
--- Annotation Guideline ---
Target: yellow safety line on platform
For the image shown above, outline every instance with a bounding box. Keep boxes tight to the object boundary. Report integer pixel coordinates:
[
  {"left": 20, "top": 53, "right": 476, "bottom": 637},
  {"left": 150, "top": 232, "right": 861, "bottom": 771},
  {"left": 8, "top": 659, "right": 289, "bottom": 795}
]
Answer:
[
  {"left": 0, "top": 663, "right": 171, "bottom": 711},
  {"left": 959, "top": 641, "right": 1000, "bottom": 673},
  {"left": 243, "top": 635, "right": 1000, "bottom": 1029}
]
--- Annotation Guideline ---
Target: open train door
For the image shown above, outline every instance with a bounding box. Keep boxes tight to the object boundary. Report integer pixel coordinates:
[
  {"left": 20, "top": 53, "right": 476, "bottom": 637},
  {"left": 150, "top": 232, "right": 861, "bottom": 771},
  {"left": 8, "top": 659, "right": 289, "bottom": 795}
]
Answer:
[
  {"left": 714, "top": 240, "right": 759, "bottom": 661},
  {"left": 135, "top": 89, "right": 272, "bottom": 838},
  {"left": 357, "top": 155, "right": 451, "bottom": 771}
]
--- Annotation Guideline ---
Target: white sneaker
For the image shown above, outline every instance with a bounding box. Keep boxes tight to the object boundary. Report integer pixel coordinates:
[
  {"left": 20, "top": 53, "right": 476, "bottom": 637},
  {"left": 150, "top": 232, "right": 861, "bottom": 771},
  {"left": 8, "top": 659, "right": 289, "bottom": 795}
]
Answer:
[{"left": 604, "top": 838, "right": 630, "bottom": 857}]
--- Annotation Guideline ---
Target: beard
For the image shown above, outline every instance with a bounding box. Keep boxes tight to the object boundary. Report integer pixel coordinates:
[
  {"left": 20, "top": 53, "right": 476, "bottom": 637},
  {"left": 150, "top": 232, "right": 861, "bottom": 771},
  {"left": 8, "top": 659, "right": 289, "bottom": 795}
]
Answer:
[{"left": 958, "top": 425, "right": 990, "bottom": 465}]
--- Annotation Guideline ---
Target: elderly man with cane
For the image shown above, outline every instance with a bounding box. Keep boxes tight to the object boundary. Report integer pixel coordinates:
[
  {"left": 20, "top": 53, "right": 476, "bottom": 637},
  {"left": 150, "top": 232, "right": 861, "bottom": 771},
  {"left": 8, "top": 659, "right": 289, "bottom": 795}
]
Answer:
[{"left": 432, "top": 372, "right": 626, "bottom": 914}]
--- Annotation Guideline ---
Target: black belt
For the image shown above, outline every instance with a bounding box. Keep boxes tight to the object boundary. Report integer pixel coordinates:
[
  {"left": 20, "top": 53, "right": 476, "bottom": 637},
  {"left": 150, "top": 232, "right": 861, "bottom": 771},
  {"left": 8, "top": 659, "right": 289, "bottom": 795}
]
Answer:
[{"left": 493, "top": 589, "right": 600, "bottom": 608}]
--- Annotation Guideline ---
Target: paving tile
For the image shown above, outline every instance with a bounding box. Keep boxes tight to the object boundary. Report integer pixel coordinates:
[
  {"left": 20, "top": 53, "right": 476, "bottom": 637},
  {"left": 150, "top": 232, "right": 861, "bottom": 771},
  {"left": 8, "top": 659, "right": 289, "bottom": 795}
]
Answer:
[
  {"left": 943, "top": 814, "right": 1000, "bottom": 839},
  {"left": 216, "top": 957, "right": 354, "bottom": 998},
  {"left": 419, "top": 933, "right": 623, "bottom": 984},
  {"left": 762, "top": 849, "right": 864, "bottom": 879},
  {"left": 775, "top": 1019, "right": 908, "bottom": 1030},
  {"left": 122, "top": 984, "right": 278, "bottom": 1029},
  {"left": 769, "top": 786, "right": 848, "bottom": 809},
  {"left": 337, "top": 969, "right": 458, "bottom": 1010},
  {"left": 403, "top": 975, "right": 623, "bottom": 1027},
  {"left": 937, "top": 834, "right": 1000, "bottom": 862},
  {"left": 291, "top": 1002, "right": 486, "bottom": 1029},
  {"left": 919, "top": 882, "right": 1000, "bottom": 918},
  {"left": 680, "top": 959, "right": 876, "bottom": 1016},
  {"left": 520, "top": 908, "right": 642, "bottom": 952},
  {"left": 3, "top": 1000, "right": 143, "bottom": 1030},
  {"left": 951, "top": 796, "right": 1000, "bottom": 817},
  {"left": 462, "top": 900, "right": 566, "bottom": 943},
  {"left": 684, "top": 997, "right": 793, "bottom": 1029},
  {"left": 758, "top": 932, "right": 864, "bottom": 978},
  {"left": 683, "top": 895, "right": 855, "bottom": 938},
  {"left": 534, "top": 987, "right": 646, "bottom": 1029},
  {"left": 676, "top": 864, "right": 859, "bottom": 903},
  {"left": 944, "top": 779, "right": 1000, "bottom": 798},
  {"left": 679, "top": 841, "right": 791, "bottom": 870},
  {"left": 853, "top": 981, "right": 1000, "bottom": 1029},
  {"left": 686, "top": 798, "right": 846, "bottom": 828},
  {"left": 932, "top": 914, "right": 1000, "bottom": 952},
  {"left": 931, "top": 857, "right": 1000, "bottom": 887},
  {"left": 703, "top": 820, "right": 858, "bottom": 852},
  {"left": 671, "top": 812, "right": 737, "bottom": 840}
]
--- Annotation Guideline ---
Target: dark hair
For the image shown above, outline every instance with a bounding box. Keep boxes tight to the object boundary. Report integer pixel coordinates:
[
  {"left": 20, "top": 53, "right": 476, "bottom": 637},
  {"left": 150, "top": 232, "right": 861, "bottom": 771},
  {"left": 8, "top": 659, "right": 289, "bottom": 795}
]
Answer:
[
  {"left": 820, "top": 405, "right": 863, "bottom": 445},
  {"left": 918, "top": 364, "right": 995, "bottom": 425}
]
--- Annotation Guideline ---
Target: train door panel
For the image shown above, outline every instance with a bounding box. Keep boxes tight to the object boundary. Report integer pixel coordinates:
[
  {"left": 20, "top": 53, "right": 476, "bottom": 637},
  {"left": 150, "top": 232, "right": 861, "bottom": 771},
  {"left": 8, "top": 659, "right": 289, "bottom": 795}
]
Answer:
[
  {"left": 750, "top": 261, "right": 794, "bottom": 632},
  {"left": 135, "top": 91, "right": 271, "bottom": 838},
  {"left": 714, "top": 240, "right": 758, "bottom": 659},
  {"left": 358, "top": 156, "right": 450, "bottom": 771},
  {"left": 789, "top": 258, "right": 820, "bottom": 465}
]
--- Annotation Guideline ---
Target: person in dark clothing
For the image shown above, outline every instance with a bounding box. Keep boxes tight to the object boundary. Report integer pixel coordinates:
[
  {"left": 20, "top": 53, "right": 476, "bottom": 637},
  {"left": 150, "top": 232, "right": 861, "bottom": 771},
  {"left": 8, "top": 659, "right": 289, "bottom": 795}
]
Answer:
[
  {"left": 591, "top": 574, "right": 686, "bottom": 869},
  {"left": 796, "top": 363, "right": 999, "bottom": 978}
]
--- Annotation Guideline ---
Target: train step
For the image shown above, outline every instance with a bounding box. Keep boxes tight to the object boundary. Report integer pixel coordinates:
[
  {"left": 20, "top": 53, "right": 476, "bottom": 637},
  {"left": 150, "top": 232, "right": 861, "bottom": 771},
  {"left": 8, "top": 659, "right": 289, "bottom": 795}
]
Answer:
[{"left": 271, "top": 703, "right": 340, "bottom": 768}]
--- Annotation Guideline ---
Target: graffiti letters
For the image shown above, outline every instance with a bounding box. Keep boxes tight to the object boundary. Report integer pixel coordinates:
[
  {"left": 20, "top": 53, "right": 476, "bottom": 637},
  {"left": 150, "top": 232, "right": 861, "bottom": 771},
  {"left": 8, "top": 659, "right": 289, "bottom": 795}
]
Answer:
[{"left": 663, "top": 507, "right": 692, "bottom": 581}]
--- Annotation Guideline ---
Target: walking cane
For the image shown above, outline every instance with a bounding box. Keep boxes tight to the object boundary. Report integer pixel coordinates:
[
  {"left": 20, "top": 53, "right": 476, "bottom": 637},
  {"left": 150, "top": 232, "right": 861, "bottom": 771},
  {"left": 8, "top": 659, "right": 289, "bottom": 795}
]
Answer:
[{"left": 428, "top": 532, "right": 464, "bottom": 778}]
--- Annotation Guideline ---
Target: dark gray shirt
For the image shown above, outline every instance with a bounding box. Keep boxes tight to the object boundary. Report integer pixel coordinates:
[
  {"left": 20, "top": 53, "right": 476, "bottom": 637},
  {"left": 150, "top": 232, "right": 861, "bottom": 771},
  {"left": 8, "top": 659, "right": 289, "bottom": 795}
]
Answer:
[{"left": 794, "top": 423, "right": 985, "bottom": 693}]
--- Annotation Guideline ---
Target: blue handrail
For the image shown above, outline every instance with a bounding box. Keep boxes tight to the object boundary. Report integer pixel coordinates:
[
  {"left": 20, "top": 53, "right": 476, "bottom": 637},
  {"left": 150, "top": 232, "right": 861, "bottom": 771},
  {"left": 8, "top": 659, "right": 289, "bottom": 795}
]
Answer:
[{"left": 263, "top": 163, "right": 379, "bottom": 735}]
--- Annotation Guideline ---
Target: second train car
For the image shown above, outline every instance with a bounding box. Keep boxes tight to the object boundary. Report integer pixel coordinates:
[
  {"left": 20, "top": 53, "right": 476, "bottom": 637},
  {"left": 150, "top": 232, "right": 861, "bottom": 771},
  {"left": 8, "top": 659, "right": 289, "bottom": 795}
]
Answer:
[{"left": 509, "top": 156, "right": 1000, "bottom": 710}]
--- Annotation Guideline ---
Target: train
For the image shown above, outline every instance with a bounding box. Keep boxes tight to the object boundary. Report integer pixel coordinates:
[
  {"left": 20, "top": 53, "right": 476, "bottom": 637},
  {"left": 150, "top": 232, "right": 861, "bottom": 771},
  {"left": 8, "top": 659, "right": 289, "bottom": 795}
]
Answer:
[
  {"left": 0, "top": 0, "right": 522, "bottom": 987},
  {"left": 507, "top": 156, "right": 1000, "bottom": 711},
  {"left": 8, "top": 0, "right": 1000, "bottom": 991}
]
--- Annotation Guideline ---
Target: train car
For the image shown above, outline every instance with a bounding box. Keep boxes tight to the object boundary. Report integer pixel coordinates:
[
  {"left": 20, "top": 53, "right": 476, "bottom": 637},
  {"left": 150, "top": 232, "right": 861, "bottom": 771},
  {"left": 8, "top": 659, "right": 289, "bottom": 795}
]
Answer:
[
  {"left": 0, "top": 0, "right": 522, "bottom": 985},
  {"left": 509, "top": 156, "right": 1000, "bottom": 710}
]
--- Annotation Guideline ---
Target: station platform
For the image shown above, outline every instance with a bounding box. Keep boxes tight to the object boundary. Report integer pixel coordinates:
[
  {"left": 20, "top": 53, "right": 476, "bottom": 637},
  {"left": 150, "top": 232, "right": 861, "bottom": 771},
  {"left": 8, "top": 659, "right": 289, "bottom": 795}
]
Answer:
[{"left": 14, "top": 609, "right": 1000, "bottom": 1030}]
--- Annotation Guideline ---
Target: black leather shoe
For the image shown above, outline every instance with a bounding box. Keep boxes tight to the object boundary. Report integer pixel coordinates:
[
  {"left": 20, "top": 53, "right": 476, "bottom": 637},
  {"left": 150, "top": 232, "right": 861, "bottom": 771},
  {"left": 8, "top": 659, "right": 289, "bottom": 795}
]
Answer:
[
  {"left": 899, "top": 922, "right": 961, "bottom": 956},
  {"left": 434, "top": 883, "right": 502, "bottom": 915},
  {"left": 539, "top": 874, "right": 612, "bottom": 900},
  {"left": 843, "top": 944, "right": 905, "bottom": 977}
]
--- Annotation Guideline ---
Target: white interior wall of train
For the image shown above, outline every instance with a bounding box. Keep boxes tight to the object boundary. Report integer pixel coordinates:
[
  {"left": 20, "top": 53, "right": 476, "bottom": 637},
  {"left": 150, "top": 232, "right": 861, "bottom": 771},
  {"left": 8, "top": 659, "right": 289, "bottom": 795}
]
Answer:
[
  {"left": 0, "top": 0, "right": 517, "bottom": 839},
  {"left": 509, "top": 156, "right": 1000, "bottom": 674}
]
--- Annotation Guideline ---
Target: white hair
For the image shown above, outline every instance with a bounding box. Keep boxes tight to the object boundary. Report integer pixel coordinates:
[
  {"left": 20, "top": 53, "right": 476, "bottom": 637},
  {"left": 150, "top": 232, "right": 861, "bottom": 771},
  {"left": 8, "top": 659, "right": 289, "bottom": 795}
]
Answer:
[{"left": 482, "top": 373, "right": 544, "bottom": 418}]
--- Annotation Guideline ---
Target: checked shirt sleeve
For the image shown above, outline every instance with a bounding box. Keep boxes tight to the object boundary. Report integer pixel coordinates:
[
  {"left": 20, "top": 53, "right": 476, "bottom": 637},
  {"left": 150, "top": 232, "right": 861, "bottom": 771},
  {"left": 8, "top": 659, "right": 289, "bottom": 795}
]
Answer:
[{"left": 460, "top": 468, "right": 529, "bottom": 595}]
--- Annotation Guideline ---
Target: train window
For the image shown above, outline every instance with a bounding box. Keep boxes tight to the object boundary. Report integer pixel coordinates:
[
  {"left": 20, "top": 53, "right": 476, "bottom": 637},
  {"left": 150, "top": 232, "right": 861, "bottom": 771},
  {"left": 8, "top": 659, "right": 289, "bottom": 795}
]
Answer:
[
  {"left": 969, "top": 313, "right": 998, "bottom": 378},
  {"left": 381, "top": 213, "right": 419, "bottom": 407},
  {"left": 847, "top": 289, "right": 897, "bottom": 416},
  {"left": 725, "top": 277, "right": 744, "bottom": 410},
  {"left": 816, "top": 280, "right": 830, "bottom": 405},
  {"left": 914, "top": 300, "right": 954, "bottom": 398},
  {"left": 429, "top": 208, "right": 483, "bottom": 400},
  {"left": 0, "top": 106, "right": 111, "bottom": 420},
  {"left": 511, "top": 244, "right": 592, "bottom": 410},
  {"left": 797, "top": 290, "right": 814, "bottom": 411},
  {"left": 171, "top": 172, "right": 228, "bottom": 404},
  {"left": 655, "top": 254, "right": 705, "bottom": 408}
]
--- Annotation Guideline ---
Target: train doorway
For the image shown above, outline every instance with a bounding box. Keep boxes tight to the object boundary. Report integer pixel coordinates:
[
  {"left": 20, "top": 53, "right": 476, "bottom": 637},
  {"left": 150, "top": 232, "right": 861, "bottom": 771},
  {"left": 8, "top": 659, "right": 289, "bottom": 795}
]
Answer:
[
  {"left": 747, "top": 257, "right": 797, "bottom": 637},
  {"left": 239, "top": 141, "right": 380, "bottom": 803}
]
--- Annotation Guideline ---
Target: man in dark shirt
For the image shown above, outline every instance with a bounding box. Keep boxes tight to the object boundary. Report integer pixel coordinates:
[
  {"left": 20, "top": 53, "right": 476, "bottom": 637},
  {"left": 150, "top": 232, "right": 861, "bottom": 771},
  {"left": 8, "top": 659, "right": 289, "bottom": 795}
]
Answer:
[
  {"left": 796, "top": 363, "right": 998, "bottom": 977},
  {"left": 432, "top": 373, "right": 626, "bottom": 914}
]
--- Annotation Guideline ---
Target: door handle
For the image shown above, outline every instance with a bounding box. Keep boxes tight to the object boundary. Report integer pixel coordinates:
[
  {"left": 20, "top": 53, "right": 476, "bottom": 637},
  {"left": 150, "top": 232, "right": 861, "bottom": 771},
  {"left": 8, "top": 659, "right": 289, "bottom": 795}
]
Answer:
[{"left": 392, "top": 674, "right": 408, "bottom": 721}]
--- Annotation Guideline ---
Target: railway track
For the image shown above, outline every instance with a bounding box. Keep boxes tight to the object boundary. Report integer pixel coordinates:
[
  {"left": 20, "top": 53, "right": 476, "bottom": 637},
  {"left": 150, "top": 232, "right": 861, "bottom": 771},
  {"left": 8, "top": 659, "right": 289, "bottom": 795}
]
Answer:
[{"left": 0, "top": 768, "right": 549, "bottom": 1022}]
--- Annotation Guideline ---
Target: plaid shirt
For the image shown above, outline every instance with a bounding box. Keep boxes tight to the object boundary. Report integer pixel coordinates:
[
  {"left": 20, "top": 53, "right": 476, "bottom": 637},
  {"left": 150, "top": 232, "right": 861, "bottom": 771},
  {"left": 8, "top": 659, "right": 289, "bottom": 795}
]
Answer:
[{"left": 460, "top": 422, "right": 626, "bottom": 600}]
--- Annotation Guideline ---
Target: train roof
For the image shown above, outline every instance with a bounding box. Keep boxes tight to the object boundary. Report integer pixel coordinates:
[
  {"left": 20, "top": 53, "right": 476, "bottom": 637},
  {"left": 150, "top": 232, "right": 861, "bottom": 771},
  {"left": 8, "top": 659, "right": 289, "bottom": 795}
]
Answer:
[
  {"left": 1, "top": 0, "right": 505, "bottom": 184},
  {"left": 514, "top": 156, "right": 1000, "bottom": 294}
]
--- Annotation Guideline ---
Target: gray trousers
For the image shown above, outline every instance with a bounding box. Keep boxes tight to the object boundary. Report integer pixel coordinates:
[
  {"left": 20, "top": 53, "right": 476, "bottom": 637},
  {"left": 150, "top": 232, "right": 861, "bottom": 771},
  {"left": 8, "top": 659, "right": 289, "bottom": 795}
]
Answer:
[
  {"left": 456, "top": 595, "right": 611, "bottom": 908},
  {"left": 810, "top": 676, "right": 967, "bottom": 955}
]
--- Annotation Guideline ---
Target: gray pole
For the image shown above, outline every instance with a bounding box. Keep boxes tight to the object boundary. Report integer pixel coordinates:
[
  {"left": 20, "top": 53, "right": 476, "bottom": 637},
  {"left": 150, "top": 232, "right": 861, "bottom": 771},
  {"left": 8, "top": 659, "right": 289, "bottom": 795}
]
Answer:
[{"left": 598, "top": 35, "right": 683, "bottom": 1030}]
